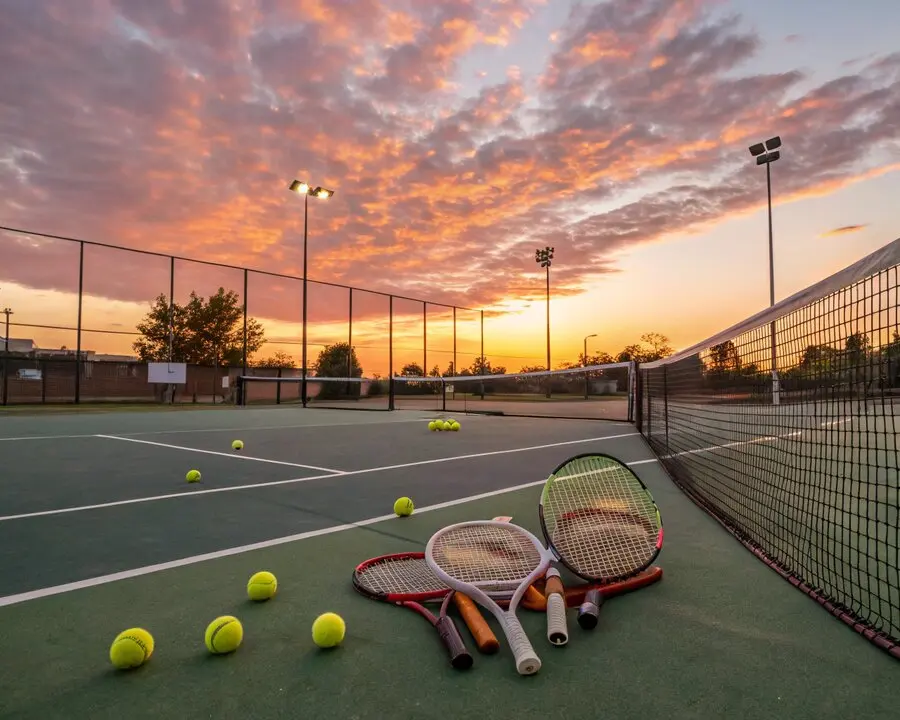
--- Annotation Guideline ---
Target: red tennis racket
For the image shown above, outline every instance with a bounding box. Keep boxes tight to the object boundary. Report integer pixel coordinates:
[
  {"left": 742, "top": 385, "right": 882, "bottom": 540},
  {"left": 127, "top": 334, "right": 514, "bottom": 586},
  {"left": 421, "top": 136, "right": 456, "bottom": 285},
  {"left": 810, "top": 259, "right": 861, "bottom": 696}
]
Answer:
[{"left": 352, "top": 552, "right": 499, "bottom": 669}]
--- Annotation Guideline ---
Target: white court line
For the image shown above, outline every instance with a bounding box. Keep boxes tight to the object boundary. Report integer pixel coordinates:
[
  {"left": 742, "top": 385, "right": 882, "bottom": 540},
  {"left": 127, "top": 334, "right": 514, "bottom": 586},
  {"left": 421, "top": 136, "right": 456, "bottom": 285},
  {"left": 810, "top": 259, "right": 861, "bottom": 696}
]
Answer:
[
  {"left": 94, "top": 434, "right": 344, "bottom": 474},
  {"left": 0, "top": 456, "right": 654, "bottom": 608},
  {"left": 0, "top": 432, "right": 641, "bottom": 523},
  {"left": 0, "top": 416, "right": 441, "bottom": 442}
]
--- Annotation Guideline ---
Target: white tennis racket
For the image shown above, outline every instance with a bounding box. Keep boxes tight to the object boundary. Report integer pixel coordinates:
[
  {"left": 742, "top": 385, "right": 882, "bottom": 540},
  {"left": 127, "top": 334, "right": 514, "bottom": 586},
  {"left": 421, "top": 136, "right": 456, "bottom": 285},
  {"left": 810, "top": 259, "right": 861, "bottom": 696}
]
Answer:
[{"left": 425, "top": 520, "right": 554, "bottom": 675}]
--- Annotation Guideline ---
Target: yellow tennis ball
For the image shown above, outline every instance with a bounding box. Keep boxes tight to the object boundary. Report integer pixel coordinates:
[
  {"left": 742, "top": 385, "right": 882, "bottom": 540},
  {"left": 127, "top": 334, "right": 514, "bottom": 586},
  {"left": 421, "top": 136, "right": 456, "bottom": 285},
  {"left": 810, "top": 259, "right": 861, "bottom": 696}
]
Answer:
[
  {"left": 442, "top": 420, "right": 452, "bottom": 431},
  {"left": 109, "top": 627, "right": 155, "bottom": 670},
  {"left": 427, "top": 421, "right": 437, "bottom": 431},
  {"left": 393, "top": 496, "right": 414, "bottom": 516},
  {"left": 231, "top": 439, "right": 244, "bottom": 451},
  {"left": 205, "top": 615, "right": 243, "bottom": 654},
  {"left": 185, "top": 469, "right": 201, "bottom": 483},
  {"left": 312, "top": 612, "right": 346, "bottom": 648},
  {"left": 247, "top": 571, "right": 277, "bottom": 601}
]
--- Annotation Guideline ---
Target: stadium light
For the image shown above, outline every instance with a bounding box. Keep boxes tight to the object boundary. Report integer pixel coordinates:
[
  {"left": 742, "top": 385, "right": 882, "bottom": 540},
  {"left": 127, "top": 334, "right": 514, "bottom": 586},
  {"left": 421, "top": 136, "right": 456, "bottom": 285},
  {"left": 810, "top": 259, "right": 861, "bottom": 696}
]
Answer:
[
  {"left": 288, "top": 178, "right": 335, "bottom": 407},
  {"left": 535, "top": 246, "right": 554, "bottom": 398},
  {"left": 748, "top": 136, "right": 782, "bottom": 405}
]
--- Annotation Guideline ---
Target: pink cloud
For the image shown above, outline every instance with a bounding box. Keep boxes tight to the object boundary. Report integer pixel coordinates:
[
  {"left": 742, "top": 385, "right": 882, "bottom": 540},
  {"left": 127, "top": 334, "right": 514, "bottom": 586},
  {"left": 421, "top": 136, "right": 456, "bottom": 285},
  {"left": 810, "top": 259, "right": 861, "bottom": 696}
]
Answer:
[{"left": 1, "top": 0, "right": 899, "bottom": 348}]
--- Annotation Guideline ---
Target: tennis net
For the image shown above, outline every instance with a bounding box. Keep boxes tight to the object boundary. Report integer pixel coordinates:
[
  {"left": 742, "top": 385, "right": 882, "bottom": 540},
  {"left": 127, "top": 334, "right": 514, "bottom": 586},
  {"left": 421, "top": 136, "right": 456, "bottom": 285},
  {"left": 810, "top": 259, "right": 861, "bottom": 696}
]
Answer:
[
  {"left": 238, "top": 375, "right": 390, "bottom": 411},
  {"left": 392, "top": 362, "right": 635, "bottom": 421},
  {"left": 237, "top": 362, "right": 635, "bottom": 420},
  {"left": 635, "top": 238, "right": 900, "bottom": 659}
]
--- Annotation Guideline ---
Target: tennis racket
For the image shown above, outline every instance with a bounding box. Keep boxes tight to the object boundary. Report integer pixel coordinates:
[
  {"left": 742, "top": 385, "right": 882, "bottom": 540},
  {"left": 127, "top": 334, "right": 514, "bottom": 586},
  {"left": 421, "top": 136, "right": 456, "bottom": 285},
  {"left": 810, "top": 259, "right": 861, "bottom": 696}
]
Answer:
[
  {"left": 352, "top": 552, "right": 499, "bottom": 668},
  {"left": 426, "top": 520, "right": 555, "bottom": 675},
  {"left": 538, "top": 452, "right": 664, "bottom": 630}
]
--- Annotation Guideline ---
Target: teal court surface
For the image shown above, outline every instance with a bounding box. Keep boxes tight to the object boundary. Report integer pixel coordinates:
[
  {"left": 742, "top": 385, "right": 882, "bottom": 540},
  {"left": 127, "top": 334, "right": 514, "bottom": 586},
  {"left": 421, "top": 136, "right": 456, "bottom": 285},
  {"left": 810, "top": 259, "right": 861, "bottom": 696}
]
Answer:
[{"left": 0, "top": 405, "right": 897, "bottom": 720}]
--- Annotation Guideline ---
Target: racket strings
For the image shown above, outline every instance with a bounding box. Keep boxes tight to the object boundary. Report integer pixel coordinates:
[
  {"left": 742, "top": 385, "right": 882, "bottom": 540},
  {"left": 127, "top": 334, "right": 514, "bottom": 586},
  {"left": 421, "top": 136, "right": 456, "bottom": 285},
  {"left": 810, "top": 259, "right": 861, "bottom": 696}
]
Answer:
[
  {"left": 431, "top": 525, "right": 541, "bottom": 589},
  {"left": 357, "top": 556, "right": 446, "bottom": 595},
  {"left": 543, "top": 457, "right": 661, "bottom": 578}
]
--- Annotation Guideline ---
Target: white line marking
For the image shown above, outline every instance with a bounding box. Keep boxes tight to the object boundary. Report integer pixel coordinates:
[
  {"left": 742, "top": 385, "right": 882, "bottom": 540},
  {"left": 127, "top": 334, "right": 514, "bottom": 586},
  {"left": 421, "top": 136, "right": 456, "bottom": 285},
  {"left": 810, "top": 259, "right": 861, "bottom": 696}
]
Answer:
[
  {"left": 0, "top": 416, "right": 441, "bottom": 442},
  {"left": 94, "top": 435, "right": 344, "bottom": 474},
  {"left": 0, "top": 456, "right": 654, "bottom": 608},
  {"left": 0, "top": 434, "right": 97, "bottom": 442},
  {"left": 0, "top": 432, "right": 642, "bottom": 523}
]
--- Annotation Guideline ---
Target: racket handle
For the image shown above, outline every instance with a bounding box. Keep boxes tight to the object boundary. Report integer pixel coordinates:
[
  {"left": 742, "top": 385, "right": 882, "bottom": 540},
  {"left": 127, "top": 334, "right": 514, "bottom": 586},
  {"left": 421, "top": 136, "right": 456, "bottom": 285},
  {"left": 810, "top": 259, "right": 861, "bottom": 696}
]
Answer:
[
  {"left": 544, "top": 570, "right": 568, "bottom": 646},
  {"left": 577, "top": 588, "right": 603, "bottom": 630},
  {"left": 453, "top": 592, "right": 499, "bottom": 654},
  {"left": 503, "top": 614, "right": 541, "bottom": 675},
  {"left": 435, "top": 616, "right": 473, "bottom": 670}
]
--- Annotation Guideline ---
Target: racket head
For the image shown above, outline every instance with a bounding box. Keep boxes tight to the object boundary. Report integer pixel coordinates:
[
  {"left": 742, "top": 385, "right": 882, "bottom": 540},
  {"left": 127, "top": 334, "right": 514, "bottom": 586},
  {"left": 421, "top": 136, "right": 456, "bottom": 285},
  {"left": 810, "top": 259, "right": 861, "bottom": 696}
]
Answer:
[
  {"left": 539, "top": 453, "right": 663, "bottom": 583},
  {"left": 352, "top": 552, "right": 449, "bottom": 603},
  {"left": 425, "top": 520, "right": 552, "bottom": 607}
]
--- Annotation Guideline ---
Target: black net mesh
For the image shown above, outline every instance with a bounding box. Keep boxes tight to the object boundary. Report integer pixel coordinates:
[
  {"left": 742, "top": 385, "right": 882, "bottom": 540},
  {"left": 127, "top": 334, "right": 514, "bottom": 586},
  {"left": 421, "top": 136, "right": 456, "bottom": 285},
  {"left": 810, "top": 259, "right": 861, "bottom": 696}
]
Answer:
[{"left": 636, "top": 239, "right": 900, "bottom": 659}]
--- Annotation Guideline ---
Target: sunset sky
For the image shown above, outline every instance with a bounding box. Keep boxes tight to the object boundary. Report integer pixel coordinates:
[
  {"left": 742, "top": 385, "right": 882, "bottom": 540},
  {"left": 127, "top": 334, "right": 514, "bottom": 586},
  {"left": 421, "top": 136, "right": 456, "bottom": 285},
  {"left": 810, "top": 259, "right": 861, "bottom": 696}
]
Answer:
[{"left": 2, "top": 0, "right": 899, "bottom": 378}]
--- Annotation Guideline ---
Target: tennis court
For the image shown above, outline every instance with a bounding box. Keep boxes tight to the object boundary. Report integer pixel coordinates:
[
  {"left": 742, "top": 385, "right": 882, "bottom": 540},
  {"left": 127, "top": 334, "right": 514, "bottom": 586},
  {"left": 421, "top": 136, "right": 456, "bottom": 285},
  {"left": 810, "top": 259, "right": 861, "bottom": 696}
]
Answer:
[{"left": 0, "top": 403, "right": 897, "bottom": 720}]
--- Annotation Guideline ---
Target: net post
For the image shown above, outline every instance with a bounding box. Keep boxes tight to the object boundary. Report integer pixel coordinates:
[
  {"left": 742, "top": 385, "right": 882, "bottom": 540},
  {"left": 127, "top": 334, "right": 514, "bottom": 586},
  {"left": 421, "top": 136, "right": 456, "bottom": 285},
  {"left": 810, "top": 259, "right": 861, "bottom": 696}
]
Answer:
[
  {"left": 388, "top": 295, "right": 395, "bottom": 410},
  {"left": 662, "top": 364, "right": 669, "bottom": 454},
  {"left": 75, "top": 240, "right": 84, "bottom": 404},
  {"left": 632, "top": 362, "right": 640, "bottom": 428}
]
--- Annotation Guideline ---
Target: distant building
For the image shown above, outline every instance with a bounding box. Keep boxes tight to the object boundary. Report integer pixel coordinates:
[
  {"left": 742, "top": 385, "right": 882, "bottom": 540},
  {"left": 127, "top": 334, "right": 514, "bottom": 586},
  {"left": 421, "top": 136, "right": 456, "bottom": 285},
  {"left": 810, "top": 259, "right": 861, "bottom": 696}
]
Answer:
[{"left": 0, "top": 337, "right": 36, "bottom": 353}]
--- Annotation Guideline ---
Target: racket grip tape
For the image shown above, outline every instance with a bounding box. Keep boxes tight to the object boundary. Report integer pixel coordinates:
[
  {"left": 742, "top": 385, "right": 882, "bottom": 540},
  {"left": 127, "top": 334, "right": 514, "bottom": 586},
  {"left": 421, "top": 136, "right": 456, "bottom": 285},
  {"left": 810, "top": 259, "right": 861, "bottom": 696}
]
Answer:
[
  {"left": 452, "top": 592, "right": 499, "bottom": 654},
  {"left": 435, "top": 616, "right": 474, "bottom": 670},
  {"left": 503, "top": 615, "right": 542, "bottom": 675},
  {"left": 544, "top": 570, "right": 568, "bottom": 646},
  {"left": 577, "top": 588, "right": 603, "bottom": 630}
]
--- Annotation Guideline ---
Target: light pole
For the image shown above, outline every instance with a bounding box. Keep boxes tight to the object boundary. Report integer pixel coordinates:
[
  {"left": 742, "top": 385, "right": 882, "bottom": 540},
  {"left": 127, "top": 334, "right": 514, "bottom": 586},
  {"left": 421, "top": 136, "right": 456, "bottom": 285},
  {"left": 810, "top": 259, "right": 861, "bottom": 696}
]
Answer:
[
  {"left": 748, "top": 136, "right": 781, "bottom": 405},
  {"left": 288, "top": 179, "right": 335, "bottom": 407},
  {"left": 535, "top": 246, "right": 554, "bottom": 398},
  {"left": 2, "top": 307, "right": 12, "bottom": 352},
  {"left": 583, "top": 333, "right": 597, "bottom": 399}
]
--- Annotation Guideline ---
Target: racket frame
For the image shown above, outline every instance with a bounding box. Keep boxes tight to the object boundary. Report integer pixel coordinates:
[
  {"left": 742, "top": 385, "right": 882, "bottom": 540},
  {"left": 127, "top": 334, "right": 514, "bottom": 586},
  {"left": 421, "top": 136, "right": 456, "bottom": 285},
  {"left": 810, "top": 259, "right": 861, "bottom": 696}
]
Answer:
[
  {"left": 426, "top": 520, "right": 554, "bottom": 675},
  {"left": 539, "top": 452, "right": 664, "bottom": 584},
  {"left": 352, "top": 552, "right": 482, "bottom": 668}
]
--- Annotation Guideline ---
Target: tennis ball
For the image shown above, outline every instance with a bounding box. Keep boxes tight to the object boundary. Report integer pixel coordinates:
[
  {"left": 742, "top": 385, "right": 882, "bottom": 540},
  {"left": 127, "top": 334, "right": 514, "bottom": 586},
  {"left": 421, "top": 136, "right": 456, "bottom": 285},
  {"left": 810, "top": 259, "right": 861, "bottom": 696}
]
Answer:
[
  {"left": 186, "top": 469, "right": 201, "bottom": 483},
  {"left": 205, "top": 615, "right": 243, "bottom": 654},
  {"left": 393, "top": 496, "right": 414, "bottom": 516},
  {"left": 231, "top": 439, "right": 244, "bottom": 451},
  {"left": 450, "top": 421, "right": 460, "bottom": 431},
  {"left": 247, "top": 570, "right": 277, "bottom": 601},
  {"left": 442, "top": 420, "right": 452, "bottom": 431},
  {"left": 109, "top": 627, "right": 154, "bottom": 670},
  {"left": 427, "top": 421, "right": 437, "bottom": 431},
  {"left": 312, "top": 612, "right": 346, "bottom": 648}
]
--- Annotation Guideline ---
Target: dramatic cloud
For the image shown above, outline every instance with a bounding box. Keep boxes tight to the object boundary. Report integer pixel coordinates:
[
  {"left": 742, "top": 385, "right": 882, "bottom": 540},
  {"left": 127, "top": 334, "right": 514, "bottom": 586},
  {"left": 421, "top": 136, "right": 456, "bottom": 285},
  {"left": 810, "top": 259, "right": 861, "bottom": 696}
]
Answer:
[
  {"left": 821, "top": 224, "right": 869, "bottom": 237},
  {"left": 1, "top": 0, "right": 899, "bottom": 336}
]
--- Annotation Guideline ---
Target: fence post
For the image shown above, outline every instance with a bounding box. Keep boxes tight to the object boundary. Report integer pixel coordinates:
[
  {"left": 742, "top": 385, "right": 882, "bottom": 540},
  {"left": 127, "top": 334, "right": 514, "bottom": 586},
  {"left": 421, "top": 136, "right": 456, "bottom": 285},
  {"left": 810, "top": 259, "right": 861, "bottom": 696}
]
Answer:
[
  {"left": 423, "top": 302, "right": 427, "bottom": 377},
  {"left": 479, "top": 309, "right": 485, "bottom": 398},
  {"left": 168, "top": 256, "right": 175, "bottom": 404},
  {"left": 347, "top": 288, "right": 353, "bottom": 398},
  {"left": 75, "top": 241, "right": 85, "bottom": 404},
  {"left": 452, "top": 306, "right": 457, "bottom": 376},
  {"left": 242, "top": 269, "right": 248, "bottom": 375},
  {"left": 388, "top": 295, "right": 394, "bottom": 410}
]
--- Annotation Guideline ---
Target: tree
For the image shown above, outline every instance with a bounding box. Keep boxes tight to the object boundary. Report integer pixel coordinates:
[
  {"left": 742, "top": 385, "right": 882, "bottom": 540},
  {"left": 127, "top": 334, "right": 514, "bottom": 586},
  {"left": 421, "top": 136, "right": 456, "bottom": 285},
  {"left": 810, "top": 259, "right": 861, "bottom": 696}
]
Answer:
[
  {"left": 400, "top": 362, "right": 424, "bottom": 377},
  {"left": 469, "top": 356, "right": 505, "bottom": 375},
  {"left": 253, "top": 350, "right": 296, "bottom": 368},
  {"left": 707, "top": 341, "right": 742, "bottom": 373},
  {"left": 640, "top": 333, "right": 673, "bottom": 361},
  {"left": 133, "top": 288, "right": 264, "bottom": 365},
  {"left": 615, "top": 344, "right": 646, "bottom": 363},
  {"left": 313, "top": 342, "right": 362, "bottom": 378}
]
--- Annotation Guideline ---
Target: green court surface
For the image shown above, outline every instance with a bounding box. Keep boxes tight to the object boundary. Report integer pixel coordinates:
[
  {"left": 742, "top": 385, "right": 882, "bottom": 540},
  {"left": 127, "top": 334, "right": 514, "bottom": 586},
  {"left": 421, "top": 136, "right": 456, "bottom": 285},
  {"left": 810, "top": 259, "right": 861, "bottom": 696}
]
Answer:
[{"left": 0, "top": 407, "right": 897, "bottom": 719}]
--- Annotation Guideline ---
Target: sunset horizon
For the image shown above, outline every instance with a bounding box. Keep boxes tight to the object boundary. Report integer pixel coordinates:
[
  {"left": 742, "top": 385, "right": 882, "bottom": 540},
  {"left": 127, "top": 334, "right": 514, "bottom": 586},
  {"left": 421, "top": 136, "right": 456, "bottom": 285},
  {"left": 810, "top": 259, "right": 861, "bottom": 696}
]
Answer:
[{"left": 2, "top": 0, "right": 899, "bottom": 381}]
